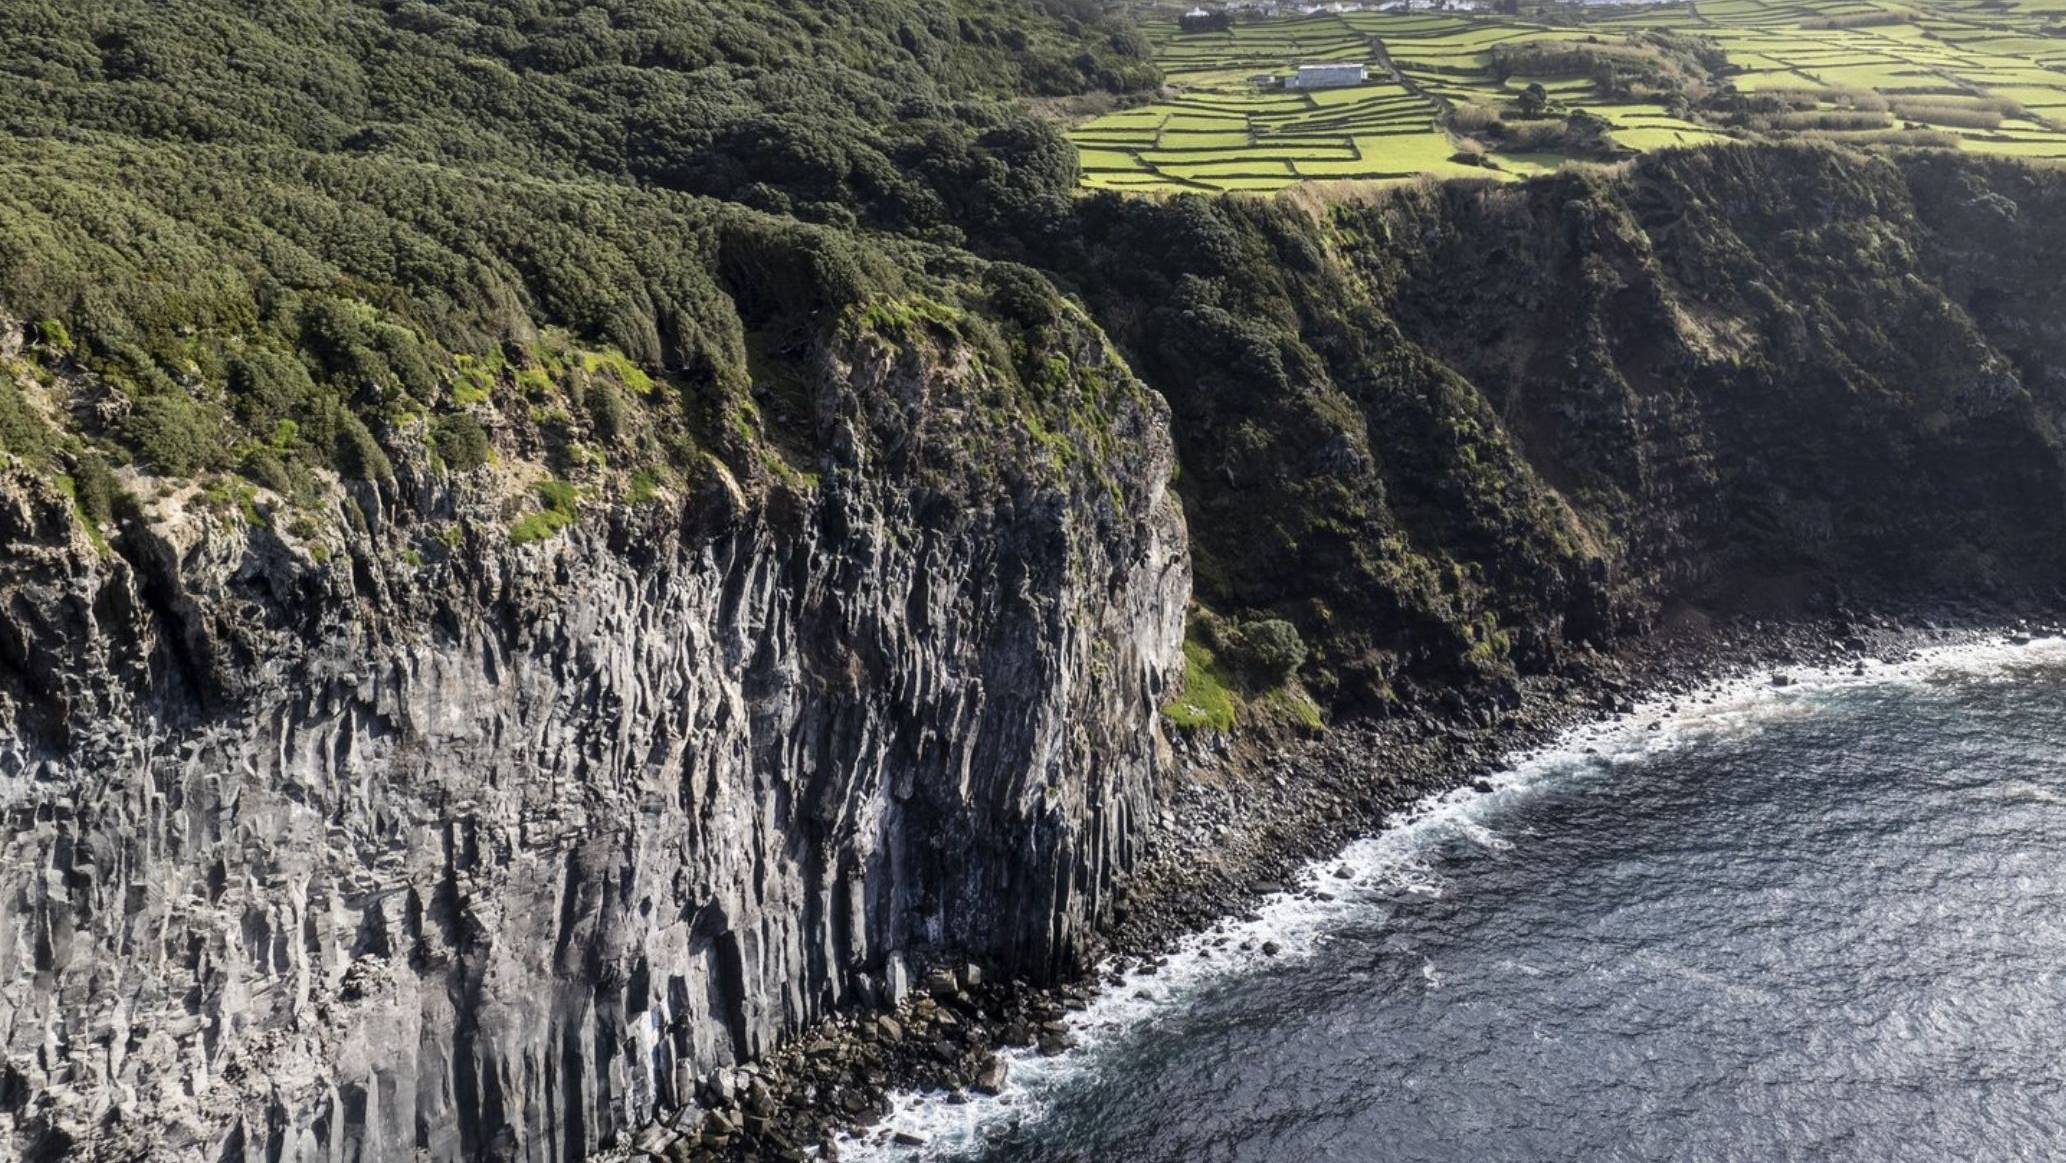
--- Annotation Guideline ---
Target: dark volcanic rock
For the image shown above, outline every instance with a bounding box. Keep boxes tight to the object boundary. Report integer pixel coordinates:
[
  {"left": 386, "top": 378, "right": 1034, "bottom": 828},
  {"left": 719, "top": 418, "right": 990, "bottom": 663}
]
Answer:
[
  {"left": 0, "top": 318, "right": 1187, "bottom": 1162},
  {"left": 12, "top": 145, "right": 2066, "bottom": 1163}
]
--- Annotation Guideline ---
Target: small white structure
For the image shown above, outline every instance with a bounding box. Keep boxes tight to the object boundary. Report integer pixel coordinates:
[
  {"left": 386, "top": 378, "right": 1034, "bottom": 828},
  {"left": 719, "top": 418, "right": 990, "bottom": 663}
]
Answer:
[{"left": 1285, "top": 62, "right": 1370, "bottom": 89}]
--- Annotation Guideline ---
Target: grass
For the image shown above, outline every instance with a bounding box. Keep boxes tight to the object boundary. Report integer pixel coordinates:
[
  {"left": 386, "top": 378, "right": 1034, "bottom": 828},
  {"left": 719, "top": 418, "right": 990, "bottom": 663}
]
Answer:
[
  {"left": 1161, "top": 628, "right": 1329, "bottom": 731},
  {"left": 580, "top": 349, "right": 655, "bottom": 396},
  {"left": 509, "top": 478, "right": 579, "bottom": 545},
  {"left": 1073, "top": 0, "right": 2066, "bottom": 193},
  {"left": 1162, "top": 638, "right": 1239, "bottom": 732}
]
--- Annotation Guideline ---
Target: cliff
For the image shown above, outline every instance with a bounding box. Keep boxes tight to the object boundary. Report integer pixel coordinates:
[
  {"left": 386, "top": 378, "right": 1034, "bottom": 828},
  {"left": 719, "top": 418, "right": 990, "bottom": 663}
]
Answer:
[
  {"left": 9, "top": 142, "right": 2066, "bottom": 1163},
  {"left": 0, "top": 302, "right": 1186, "bottom": 1161},
  {"left": 1050, "top": 144, "right": 2066, "bottom": 718}
]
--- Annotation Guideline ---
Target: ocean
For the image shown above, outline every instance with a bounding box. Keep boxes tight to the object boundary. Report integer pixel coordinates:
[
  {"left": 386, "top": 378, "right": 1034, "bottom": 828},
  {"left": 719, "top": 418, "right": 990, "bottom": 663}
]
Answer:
[{"left": 843, "top": 638, "right": 2066, "bottom": 1162}]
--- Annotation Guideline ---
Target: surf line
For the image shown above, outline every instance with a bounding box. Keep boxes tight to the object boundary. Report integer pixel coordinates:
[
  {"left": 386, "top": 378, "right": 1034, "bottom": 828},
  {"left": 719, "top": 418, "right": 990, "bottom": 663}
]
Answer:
[{"left": 834, "top": 632, "right": 2066, "bottom": 1159}]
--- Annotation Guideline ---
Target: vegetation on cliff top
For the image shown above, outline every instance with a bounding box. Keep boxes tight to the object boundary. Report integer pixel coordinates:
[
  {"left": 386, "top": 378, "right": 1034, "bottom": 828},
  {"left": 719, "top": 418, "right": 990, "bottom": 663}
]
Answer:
[
  {"left": 6, "top": 0, "right": 2066, "bottom": 723},
  {"left": 0, "top": 0, "right": 1158, "bottom": 536}
]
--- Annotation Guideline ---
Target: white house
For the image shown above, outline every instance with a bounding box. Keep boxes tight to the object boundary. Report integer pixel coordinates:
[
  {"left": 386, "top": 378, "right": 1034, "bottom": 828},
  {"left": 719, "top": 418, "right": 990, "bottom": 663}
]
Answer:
[{"left": 1285, "top": 62, "right": 1370, "bottom": 89}]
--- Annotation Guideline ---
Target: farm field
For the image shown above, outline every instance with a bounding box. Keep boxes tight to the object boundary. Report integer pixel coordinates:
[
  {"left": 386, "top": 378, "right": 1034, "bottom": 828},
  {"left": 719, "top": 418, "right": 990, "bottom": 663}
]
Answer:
[
  {"left": 1070, "top": 0, "right": 2066, "bottom": 194},
  {"left": 1071, "top": 17, "right": 1462, "bottom": 193}
]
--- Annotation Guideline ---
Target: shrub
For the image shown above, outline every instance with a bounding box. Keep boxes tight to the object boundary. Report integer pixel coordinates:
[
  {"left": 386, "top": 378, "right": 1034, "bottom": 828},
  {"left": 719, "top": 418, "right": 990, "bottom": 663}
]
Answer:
[
  {"left": 240, "top": 448, "right": 296, "bottom": 495},
  {"left": 432, "top": 412, "right": 492, "bottom": 470},
  {"left": 125, "top": 393, "right": 226, "bottom": 476},
  {"left": 1803, "top": 11, "right": 1912, "bottom": 28},
  {"left": 1226, "top": 617, "right": 1307, "bottom": 685},
  {"left": 984, "top": 262, "right": 1063, "bottom": 330},
  {"left": 332, "top": 410, "right": 392, "bottom": 481},
  {"left": 227, "top": 348, "right": 320, "bottom": 431},
  {"left": 69, "top": 452, "right": 118, "bottom": 525},
  {"left": 1450, "top": 104, "right": 1503, "bottom": 134},
  {"left": 586, "top": 381, "right": 628, "bottom": 443},
  {"left": 1, "top": 370, "right": 57, "bottom": 462},
  {"left": 1760, "top": 109, "right": 1894, "bottom": 132},
  {"left": 1888, "top": 102, "right": 2004, "bottom": 130},
  {"left": 535, "top": 478, "right": 577, "bottom": 513},
  {"left": 299, "top": 299, "right": 389, "bottom": 388},
  {"left": 372, "top": 324, "right": 441, "bottom": 402},
  {"left": 34, "top": 319, "right": 72, "bottom": 354}
]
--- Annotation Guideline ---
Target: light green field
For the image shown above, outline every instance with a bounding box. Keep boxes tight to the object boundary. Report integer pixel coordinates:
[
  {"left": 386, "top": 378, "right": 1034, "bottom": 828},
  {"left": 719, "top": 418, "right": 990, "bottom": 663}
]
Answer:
[
  {"left": 1614, "top": 125, "right": 1737, "bottom": 149},
  {"left": 1069, "top": 0, "right": 2066, "bottom": 193}
]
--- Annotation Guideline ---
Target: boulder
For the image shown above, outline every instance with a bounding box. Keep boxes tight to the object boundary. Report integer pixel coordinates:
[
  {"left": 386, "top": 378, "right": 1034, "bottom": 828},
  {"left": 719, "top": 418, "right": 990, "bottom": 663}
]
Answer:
[{"left": 973, "top": 1058, "right": 1009, "bottom": 1096}]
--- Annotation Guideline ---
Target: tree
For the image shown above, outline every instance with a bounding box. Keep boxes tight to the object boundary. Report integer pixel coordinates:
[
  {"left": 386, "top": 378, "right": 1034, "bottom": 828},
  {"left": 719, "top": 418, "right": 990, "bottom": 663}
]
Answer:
[{"left": 1516, "top": 82, "right": 1550, "bottom": 117}]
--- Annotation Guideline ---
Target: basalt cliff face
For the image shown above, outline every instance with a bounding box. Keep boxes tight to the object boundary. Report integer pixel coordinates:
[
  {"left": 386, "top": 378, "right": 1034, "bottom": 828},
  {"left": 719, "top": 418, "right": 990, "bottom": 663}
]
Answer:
[
  {"left": 0, "top": 317, "right": 1186, "bottom": 1162},
  {"left": 8, "top": 144, "right": 2066, "bottom": 1163},
  {"left": 1052, "top": 145, "right": 2066, "bottom": 715}
]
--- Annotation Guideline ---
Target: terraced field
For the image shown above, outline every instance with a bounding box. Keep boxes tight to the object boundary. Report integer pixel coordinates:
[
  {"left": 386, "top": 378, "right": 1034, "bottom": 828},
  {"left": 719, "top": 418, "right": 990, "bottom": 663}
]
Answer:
[
  {"left": 1073, "top": 18, "right": 1459, "bottom": 192},
  {"left": 1344, "top": 10, "right": 1728, "bottom": 160},
  {"left": 1070, "top": 0, "right": 2066, "bottom": 193},
  {"left": 1686, "top": 0, "right": 2066, "bottom": 158}
]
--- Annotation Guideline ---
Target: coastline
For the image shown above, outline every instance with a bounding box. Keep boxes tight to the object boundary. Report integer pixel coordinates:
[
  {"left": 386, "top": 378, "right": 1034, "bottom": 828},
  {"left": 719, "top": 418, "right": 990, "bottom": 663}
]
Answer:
[{"left": 616, "top": 605, "right": 2062, "bottom": 1162}]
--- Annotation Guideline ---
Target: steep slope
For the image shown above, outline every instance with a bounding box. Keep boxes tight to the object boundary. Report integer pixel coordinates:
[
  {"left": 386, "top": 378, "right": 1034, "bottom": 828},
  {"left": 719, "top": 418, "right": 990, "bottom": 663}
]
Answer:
[
  {"left": 0, "top": 6, "right": 1189, "bottom": 1156},
  {"left": 1047, "top": 145, "right": 2066, "bottom": 717},
  {"left": 6, "top": 1, "right": 2066, "bottom": 1160},
  {"left": 0, "top": 288, "right": 1184, "bottom": 1162}
]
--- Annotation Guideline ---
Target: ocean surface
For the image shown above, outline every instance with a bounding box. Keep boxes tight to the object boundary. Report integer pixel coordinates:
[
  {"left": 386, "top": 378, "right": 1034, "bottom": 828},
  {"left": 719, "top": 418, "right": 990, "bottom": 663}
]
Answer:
[{"left": 842, "top": 638, "right": 2066, "bottom": 1163}]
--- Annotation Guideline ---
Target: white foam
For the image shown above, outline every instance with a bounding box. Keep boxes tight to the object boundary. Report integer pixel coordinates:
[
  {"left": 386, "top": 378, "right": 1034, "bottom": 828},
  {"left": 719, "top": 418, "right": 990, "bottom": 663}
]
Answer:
[{"left": 831, "top": 631, "right": 2066, "bottom": 1160}]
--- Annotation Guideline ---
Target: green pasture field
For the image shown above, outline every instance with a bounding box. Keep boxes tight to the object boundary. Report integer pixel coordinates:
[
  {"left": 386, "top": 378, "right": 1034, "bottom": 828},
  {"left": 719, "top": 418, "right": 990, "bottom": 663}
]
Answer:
[{"left": 1071, "top": 0, "right": 2066, "bottom": 194}]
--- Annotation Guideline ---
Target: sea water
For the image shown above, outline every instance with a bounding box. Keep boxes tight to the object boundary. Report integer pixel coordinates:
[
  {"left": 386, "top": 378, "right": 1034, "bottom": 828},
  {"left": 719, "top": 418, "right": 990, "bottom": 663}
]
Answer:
[{"left": 841, "top": 638, "right": 2066, "bottom": 1162}]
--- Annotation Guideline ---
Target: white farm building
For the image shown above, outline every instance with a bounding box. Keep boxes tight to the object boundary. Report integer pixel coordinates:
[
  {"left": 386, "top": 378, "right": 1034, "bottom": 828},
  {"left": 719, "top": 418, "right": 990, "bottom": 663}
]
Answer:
[{"left": 1285, "top": 62, "right": 1369, "bottom": 89}]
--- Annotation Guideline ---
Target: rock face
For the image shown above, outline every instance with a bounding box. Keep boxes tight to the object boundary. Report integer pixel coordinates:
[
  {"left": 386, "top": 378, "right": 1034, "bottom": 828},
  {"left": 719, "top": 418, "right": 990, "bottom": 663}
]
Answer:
[
  {"left": 10, "top": 143, "right": 2066, "bottom": 1163},
  {"left": 0, "top": 322, "right": 1187, "bottom": 1161},
  {"left": 1057, "top": 144, "right": 2066, "bottom": 711}
]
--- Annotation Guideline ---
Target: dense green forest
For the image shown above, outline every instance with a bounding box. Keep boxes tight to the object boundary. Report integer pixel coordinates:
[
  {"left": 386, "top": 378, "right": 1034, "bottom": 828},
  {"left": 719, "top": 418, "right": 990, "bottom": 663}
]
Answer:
[
  {"left": 0, "top": 0, "right": 1155, "bottom": 507},
  {"left": 12, "top": 1, "right": 2057, "bottom": 720}
]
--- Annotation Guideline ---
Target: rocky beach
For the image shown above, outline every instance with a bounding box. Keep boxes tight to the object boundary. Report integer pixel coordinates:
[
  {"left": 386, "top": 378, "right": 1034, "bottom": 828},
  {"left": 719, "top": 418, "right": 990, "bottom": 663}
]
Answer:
[{"left": 623, "top": 606, "right": 2060, "bottom": 1161}]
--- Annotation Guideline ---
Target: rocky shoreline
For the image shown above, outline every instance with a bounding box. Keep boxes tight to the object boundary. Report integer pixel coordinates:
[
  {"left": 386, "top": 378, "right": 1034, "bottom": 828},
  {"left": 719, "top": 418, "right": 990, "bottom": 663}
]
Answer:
[{"left": 608, "top": 601, "right": 2060, "bottom": 1162}]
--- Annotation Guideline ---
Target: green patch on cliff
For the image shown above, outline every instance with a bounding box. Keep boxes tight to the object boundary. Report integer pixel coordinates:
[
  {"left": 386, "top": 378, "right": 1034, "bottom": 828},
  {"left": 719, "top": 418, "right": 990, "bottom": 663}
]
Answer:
[
  {"left": 1163, "top": 610, "right": 1324, "bottom": 733},
  {"left": 1163, "top": 637, "right": 1240, "bottom": 733},
  {"left": 581, "top": 349, "right": 656, "bottom": 398},
  {"left": 509, "top": 478, "right": 580, "bottom": 545},
  {"left": 0, "top": 376, "right": 55, "bottom": 466}
]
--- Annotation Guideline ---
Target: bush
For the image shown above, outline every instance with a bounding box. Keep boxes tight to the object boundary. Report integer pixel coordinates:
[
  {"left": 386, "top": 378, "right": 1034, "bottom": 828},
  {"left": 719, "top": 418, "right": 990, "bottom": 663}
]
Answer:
[
  {"left": 332, "top": 410, "right": 392, "bottom": 481},
  {"left": 586, "top": 382, "right": 628, "bottom": 443},
  {"left": 240, "top": 448, "right": 296, "bottom": 495},
  {"left": 1760, "top": 109, "right": 1894, "bottom": 132},
  {"left": 1888, "top": 102, "right": 2004, "bottom": 130},
  {"left": 69, "top": 452, "right": 118, "bottom": 525},
  {"left": 0, "top": 378, "right": 55, "bottom": 463},
  {"left": 227, "top": 348, "right": 321, "bottom": 432},
  {"left": 372, "top": 324, "right": 441, "bottom": 402},
  {"left": 1226, "top": 617, "right": 1307, "bottom": 685},
  {"left": 34, "top": 319, "right": 72, "bottom": 354},
  {"left": 984, "top": 262, "right": 1063, "bottom": 330},
  {"left": 432, "top": 412, "right": 492, "bottom": 471},
  {"left": 125, "top": 393, "right": 225, "bottom": 476},
  {"left": 1450, "top": 104, "right": 1503, "bottom": 134}
]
